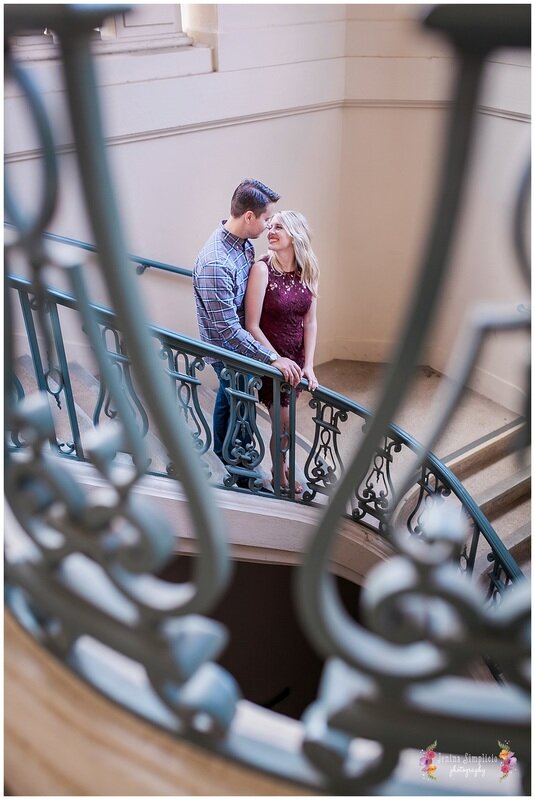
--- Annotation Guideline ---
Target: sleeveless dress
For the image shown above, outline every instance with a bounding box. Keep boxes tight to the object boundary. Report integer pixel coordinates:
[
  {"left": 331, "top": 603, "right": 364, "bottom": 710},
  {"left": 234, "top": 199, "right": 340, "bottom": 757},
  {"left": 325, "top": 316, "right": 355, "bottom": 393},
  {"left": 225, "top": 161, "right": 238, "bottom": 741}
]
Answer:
[{"left": 257, "top": 256, "right": 313, "bottom": 408}]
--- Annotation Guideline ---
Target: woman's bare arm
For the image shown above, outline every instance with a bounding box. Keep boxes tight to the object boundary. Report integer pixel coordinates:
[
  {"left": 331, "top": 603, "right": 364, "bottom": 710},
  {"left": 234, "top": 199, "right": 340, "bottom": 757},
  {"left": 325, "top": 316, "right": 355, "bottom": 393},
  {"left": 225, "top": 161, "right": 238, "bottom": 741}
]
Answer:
[
  {"left": 303, "top": 297, "right": 318, "bottom": 390},
  {"left": 244, "top": 261, "right": 277, "bottom": 352}
]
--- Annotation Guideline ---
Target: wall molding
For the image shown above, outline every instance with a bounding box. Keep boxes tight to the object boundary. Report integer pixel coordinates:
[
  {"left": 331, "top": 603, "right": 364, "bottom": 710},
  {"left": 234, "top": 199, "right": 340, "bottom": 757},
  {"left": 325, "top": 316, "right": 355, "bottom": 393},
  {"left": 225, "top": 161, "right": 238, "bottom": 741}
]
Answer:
[
  {"left": 345, "top": 97, "right": 530, "bottom": 122},
  {"left": 477, "top": 104, "right": 531, "bottom": 124},
  {"left": 5, "top": 101, "right": 342, "bottom": 162},
  {"left": 344, "top": 98, "right": 450, "bottom": 111},
  {"left": 6, "top": 94, "right": 530, "bottom": 164}
]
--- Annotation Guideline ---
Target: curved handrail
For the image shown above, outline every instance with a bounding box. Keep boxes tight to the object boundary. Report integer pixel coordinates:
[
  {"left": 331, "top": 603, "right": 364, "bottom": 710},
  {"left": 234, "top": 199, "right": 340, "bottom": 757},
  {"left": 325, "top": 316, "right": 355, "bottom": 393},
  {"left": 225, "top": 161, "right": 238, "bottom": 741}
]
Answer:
[
  {"left": 8, "top": 230, "right": 523, "bottom": 580},
  {"left": 5, "top": 5, "right": 530, "bottom": 792},
  {"left": 307, "top": 384, "right": 525, "bottom": 583},
  {"left": 4, "top": 221, "right": 193, "bottom": 278},
  {"left": 8, "top": 272, "right": 525, "bottom": 587}
]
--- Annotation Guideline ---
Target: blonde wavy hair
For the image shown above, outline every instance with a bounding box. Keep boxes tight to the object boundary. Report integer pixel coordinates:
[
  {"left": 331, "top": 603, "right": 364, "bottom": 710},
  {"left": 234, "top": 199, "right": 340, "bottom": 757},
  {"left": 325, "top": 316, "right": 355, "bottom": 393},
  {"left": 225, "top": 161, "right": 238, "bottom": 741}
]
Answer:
[{"left": 268, "top": 210, "right": 319, "bottom": 296}]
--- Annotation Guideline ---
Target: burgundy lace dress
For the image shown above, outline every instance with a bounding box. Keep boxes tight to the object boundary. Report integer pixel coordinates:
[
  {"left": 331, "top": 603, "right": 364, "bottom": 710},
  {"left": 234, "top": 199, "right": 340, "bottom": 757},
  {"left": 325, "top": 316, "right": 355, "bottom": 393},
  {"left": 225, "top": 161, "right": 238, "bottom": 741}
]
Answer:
[{"left": 257, "top": 256, "right": 313, "bottom": 408}]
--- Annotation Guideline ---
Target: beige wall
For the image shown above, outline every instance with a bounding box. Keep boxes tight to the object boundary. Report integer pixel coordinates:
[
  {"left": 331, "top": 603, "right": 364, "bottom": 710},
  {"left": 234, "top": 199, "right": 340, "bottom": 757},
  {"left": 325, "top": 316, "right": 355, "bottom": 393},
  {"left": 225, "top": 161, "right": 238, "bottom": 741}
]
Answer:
[
  {"left": 5, "top": 4, "right": 530, "bottom": 412},
  {"left": 431, "top": 54, "right": 531, "bottom": 410}
]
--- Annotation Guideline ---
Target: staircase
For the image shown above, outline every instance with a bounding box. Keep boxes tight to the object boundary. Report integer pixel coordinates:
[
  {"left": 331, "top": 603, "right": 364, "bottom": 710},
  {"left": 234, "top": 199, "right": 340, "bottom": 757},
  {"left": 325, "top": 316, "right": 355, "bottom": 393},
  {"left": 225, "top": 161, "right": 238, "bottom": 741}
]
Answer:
[
  {"left": 14, "top": 351, "right": 530, "bottom": 587},
  {"left": 444, "top": 430, "right": 531, "bottom": 578},
  {"left": 298, "top": 360, "right": 530, "bottom": 579},
  {"left": 13, "top": 353, "right": 313, "bottom": 491}
]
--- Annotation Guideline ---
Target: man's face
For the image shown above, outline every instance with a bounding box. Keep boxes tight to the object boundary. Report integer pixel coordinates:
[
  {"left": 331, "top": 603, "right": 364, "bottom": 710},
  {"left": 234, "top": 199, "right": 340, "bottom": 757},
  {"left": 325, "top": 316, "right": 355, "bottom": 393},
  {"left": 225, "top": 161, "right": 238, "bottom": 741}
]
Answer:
[{"left": 245, "top": 203, "right": 275, "bottom": 239}]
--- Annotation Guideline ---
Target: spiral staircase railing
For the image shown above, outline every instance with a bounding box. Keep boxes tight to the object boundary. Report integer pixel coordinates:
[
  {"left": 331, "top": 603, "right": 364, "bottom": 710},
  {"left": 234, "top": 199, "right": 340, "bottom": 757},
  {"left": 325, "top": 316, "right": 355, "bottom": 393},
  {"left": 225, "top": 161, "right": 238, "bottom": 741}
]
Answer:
[
  {"left": 5, "top": 4, "right": 530, "bottom": 795},
  {"left": 6, "top": 264, "right": 525, "bottom": 603}
]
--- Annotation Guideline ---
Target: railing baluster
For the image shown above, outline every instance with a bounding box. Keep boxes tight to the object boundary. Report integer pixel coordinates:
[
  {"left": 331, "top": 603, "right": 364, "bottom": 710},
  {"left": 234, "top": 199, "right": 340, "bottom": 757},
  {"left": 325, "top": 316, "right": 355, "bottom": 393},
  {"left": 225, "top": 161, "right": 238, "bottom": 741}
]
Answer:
[
  {"left": 47, "top": 300, "right": 84, "bottom": 458},
  {"left": 8, "top": 273, "right": 526, "bottom": 588},
  {"left": 466, "top": 523, "right": 481, "bottom": 575},
  {"left": 18, "top": 290, "right": 48, "bottom": 394},
  {"left": 18, "top": 289, "right": 58, "bottom": 452},
  {"left": 287, "top": 385, "right": 297, "bottom": 502},
  {"left": 272, "top": 377, "right": 282, "bottom": 497}
]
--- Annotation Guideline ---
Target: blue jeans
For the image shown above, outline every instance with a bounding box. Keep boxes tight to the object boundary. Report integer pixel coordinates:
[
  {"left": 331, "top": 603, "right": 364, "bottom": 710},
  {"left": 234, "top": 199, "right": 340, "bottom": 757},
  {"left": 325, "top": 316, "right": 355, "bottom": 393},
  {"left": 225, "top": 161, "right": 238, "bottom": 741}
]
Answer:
[
  {"left": 212, "top": 362, "right": 230, "bottom": 462},
  {"left": 212, "top": 361, "right": 253, "bottom": 463}
]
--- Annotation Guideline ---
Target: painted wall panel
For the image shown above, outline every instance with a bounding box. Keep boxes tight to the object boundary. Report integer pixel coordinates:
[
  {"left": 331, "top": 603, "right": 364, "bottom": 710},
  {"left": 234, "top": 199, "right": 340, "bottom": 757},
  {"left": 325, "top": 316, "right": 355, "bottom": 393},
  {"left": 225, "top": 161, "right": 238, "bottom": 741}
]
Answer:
[{"left": 5, "top": 4, "right": 530, "bottom": 412}]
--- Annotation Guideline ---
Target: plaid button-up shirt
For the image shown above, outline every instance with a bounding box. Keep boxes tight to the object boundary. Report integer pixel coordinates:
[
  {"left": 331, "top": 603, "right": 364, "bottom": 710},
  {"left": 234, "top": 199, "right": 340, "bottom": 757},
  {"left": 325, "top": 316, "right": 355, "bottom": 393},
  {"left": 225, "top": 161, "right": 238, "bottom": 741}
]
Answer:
[{"left": 193, "top": 222, "right": 272, "bottom": 363}]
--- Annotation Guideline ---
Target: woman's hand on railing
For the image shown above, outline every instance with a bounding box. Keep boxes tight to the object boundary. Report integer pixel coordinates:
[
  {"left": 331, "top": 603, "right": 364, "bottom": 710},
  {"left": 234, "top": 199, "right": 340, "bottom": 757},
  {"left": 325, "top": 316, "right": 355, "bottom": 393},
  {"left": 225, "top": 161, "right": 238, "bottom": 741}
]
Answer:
[
  {"left": 272, "top": 356, "right": 301, "bottom": 386},
  {"left": 302, "top": 365, "right": 318, "bottom": 392}
]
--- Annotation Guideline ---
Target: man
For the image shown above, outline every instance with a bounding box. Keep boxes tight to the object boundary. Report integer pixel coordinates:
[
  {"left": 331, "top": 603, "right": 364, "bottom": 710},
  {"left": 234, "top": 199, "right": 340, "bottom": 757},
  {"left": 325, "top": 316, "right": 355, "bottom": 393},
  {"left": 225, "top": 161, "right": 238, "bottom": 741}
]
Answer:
[{"left": 193, "top": 179, "right": 301, "bottom": 467}]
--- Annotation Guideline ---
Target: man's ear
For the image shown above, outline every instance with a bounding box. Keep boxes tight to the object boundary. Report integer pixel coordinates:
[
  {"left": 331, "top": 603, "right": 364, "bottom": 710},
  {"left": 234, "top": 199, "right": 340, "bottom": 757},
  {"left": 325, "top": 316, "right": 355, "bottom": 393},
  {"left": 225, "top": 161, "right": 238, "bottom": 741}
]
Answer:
[{"left": 244, "top": 210, "right": 254, "bottom": 224}]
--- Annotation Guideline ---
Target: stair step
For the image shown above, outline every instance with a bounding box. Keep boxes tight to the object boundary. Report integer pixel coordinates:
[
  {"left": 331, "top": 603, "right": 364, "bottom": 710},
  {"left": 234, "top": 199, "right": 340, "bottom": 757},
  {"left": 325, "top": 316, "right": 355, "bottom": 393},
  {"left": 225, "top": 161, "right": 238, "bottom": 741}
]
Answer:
[
  {"left": 474, "top": 465, "right": 530, "bottom": 521},
  {"left": 506, "top": 522, "right": 531, "bottom": 565},
  {"left": 457, "top": 448, "right": 527, "bottom": 499},
  {"left": 15, "top": 356, "right": 312, "bottom": 489},
  {"left": 443, "top": 418, "right": 526, "bottom": 481},
  {"left": 490, "top": 497, "right": 531, "bottom": 548},
  {"left": 471, "top": 496, "right": 531, "bottom": 578},
  {"left": 14, "top": 355, "right": 531, "bottom": 534},
  {"left": 14, "top": 354, "right": 94, "bottom": 449}
]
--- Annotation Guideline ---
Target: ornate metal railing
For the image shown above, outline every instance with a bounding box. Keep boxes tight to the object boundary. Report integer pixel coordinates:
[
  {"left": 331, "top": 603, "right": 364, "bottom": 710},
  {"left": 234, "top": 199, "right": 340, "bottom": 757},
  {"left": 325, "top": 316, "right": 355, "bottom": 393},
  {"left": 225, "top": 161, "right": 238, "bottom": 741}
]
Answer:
[
  {"left": 7, "top": 269, "right": 526, "bottom": 602},
  {"left": 5, "top": 4, "right": 530, "bottom": 796}
]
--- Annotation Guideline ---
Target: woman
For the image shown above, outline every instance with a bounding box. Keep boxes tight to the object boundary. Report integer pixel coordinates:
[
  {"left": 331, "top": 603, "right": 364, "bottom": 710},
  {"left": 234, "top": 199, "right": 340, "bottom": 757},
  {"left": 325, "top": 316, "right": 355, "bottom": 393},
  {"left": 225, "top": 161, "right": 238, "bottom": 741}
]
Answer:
[{"left": 245, "top": 210, "right": 319, "bottom": 494}]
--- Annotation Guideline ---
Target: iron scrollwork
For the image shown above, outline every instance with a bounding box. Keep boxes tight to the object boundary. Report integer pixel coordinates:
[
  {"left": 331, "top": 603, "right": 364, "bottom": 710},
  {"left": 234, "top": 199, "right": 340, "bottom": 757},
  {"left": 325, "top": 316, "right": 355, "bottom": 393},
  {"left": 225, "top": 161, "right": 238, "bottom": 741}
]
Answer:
[
  {"left": 159, "top": 342, "right": 212, "bottom": 476},
  {"left": 4, "top": 3, "right": 530, "bottom": 795},
  {"left": 302, "top": 396, "right": 348, "bottom": 502},
  {"left": 6, "top": 392, "right": 241, "bottom": 740},
  {"left": 299, "top": 510, "right": 530, "bottom": 792},
  {"left": 297, "top": 5, "right": 530, "bottom": 793},
  {"left": 6, "top": 1, "right": 237, "bottom": 761},
  {"left": 406, "top": 465, "right": 452, "bottom": 537},
  {"left": 221, "top": 365, "right": 265, "bottom": 491},
  {"left": 93, "top": 324, "right": 149, "bottom": 441},
  {"left": 352, "top": 434, "right": 404, "bottom": 532}
]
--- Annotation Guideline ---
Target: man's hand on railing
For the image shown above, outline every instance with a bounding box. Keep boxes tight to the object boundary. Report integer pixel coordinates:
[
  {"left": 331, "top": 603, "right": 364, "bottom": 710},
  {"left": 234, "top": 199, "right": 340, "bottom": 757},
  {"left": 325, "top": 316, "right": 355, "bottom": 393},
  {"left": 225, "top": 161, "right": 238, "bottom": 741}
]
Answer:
[{"left": 272, "top": 356, "right": 302, "bottom": 386}]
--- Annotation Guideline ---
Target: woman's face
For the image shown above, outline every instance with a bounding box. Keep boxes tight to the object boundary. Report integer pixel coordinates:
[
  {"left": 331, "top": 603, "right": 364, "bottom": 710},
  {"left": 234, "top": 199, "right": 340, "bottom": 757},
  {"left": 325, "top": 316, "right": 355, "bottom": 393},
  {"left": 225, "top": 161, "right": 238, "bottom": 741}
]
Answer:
[{"left": 267, "top": 218, "right": 293, "bottom": 252}]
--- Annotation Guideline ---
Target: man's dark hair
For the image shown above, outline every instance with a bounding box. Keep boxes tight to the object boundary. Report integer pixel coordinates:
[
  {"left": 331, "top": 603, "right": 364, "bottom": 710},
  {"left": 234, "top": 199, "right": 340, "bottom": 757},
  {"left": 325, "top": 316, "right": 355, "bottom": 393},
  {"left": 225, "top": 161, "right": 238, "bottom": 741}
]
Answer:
[{"left": 230, "top": 179, "right": 280, "bottom": 218}]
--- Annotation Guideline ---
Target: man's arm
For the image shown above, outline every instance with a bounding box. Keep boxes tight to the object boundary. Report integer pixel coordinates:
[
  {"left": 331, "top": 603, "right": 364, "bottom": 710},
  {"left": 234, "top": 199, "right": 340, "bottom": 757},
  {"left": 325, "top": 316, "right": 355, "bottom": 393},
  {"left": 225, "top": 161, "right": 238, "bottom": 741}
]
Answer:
[
  {"left": 195, "top": 261, "right": 301, "bottom": 384},
  {"left": 194, "top": 261, "right": 273, "bottom": 361}
]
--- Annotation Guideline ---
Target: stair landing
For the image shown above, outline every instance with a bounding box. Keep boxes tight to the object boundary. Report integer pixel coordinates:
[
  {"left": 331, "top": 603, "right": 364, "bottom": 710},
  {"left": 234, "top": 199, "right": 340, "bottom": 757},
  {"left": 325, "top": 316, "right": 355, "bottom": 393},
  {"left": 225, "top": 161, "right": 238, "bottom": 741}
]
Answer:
[{"left": 300, "top": 360, "right": 520, "bottom": 461}]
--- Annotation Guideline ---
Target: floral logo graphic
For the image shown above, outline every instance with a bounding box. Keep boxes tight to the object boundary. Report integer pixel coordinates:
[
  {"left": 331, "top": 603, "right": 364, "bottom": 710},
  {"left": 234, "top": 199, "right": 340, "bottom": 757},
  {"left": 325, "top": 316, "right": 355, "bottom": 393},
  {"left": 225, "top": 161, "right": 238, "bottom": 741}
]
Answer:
[
  {"left": 498, "top": 741, "right": 517, "bottom": 780},
  {"left": 420, "top": 740, "right": 438, "bottom": 780}
]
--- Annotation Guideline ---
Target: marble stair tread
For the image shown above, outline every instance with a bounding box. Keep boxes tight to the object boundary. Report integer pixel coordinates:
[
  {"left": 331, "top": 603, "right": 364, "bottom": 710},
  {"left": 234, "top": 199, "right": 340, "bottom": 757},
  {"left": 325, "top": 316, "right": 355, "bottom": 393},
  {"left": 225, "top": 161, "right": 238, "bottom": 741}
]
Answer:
[
  {"left": 69, "top": 361, "right": 174, "bottom": 474},
  {"left": 507, "top": 522, "right": 531, "bottom": 565},
  {"left": 14, "top": 356, "right": 530, "bottom": 535},
  {"left": 68, "top": 362, "right": 311, "bottom": 491},
  {"left": 491, "top": 499, "right": 532, "bottom": 548},
  {"left": 14, "top": 354, "right": 94, "bottom": 450},
  {"left": 472, "top": 498, "right": 531, "bottom": 577},
  {"left": 442, "top": 418, "right": 526, "bottom": 481},
  {"left": 459, "top": 452, "right": 530, "bottom": 509},
  {"left": 473, "top": 465, "right": 530, "bottom": 520},
  {"left": 301, "top": 360, "right": 519, "bottom": 462}
]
